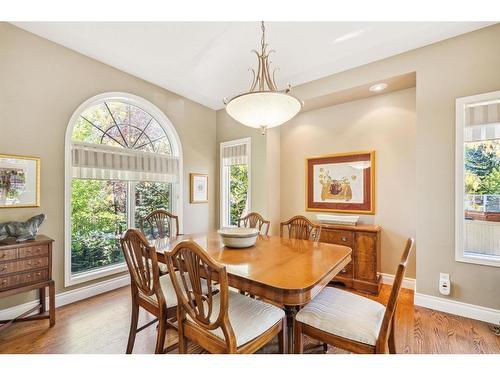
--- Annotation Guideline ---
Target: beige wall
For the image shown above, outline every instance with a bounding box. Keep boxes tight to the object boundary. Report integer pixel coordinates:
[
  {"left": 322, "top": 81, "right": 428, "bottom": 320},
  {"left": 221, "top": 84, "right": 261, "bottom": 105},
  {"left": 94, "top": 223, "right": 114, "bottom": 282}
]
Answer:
[
  {"left": 0, "top": 23, "right": 216, "bottom": 309},
  {"left": 280, "top": 88, "right": 416, "bottom": 277}
]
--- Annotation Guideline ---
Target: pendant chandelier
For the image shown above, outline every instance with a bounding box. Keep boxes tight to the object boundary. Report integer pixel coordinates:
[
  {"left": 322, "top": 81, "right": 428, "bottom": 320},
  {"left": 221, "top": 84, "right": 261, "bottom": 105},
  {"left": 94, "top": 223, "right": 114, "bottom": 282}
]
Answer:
[{"left": 224, "top": 22, "right": 303, "bottom": 135}]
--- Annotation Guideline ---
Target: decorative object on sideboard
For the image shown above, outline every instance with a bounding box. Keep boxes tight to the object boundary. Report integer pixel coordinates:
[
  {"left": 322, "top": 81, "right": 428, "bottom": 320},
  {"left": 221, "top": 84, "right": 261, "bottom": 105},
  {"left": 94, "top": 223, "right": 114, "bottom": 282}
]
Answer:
[
  {"left": 0, "top": 214, "right": 46, "bottom": 243},
  {"left": 306, "top": 151, "right": 375, "bottom": 214},
  {"left": 0, "top": 153, "right": 40, "bottom": 208},
  {"left": 189, "top": 173, "right": 208, "bottom": 203},
  {"left": 316, "top": 214, "right": 359, "bottom": 226}
]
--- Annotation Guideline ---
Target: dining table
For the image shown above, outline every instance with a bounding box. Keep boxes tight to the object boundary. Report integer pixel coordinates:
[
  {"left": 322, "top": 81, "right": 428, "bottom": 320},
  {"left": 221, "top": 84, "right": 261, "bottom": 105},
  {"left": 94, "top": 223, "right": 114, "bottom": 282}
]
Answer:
[{"left": 153, "top": 231, "right": 352, "bottom": 353}]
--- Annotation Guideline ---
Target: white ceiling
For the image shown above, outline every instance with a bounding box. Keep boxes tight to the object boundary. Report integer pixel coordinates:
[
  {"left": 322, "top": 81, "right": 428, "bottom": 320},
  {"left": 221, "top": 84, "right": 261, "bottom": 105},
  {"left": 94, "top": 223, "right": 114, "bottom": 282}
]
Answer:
[{"left": 13, "top": 22, "right": 494, "bottom": 110}]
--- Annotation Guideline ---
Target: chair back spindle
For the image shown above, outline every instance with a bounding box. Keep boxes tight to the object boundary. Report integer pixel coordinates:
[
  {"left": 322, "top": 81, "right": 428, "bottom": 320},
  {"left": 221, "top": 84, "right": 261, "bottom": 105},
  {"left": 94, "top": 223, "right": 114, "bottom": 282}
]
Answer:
[
  {"left": 237, "top": 212, "right": 270, "bottom": 235},
  {"left": 280, "top": 215, "right": 321, "bottom": 242},
  {"left": 140, "top": 209, "right": 180, "bottom": 240},
  {"left": 120, "top": 229, "right": 161, "bottom": 299}
]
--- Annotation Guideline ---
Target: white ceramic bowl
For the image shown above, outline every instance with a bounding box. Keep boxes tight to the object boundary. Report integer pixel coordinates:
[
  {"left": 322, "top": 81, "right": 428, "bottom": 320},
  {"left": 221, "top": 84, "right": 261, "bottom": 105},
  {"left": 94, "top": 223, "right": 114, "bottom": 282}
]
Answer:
[{"left": 217, "top": 227, "right": 259, "bottom": 248}]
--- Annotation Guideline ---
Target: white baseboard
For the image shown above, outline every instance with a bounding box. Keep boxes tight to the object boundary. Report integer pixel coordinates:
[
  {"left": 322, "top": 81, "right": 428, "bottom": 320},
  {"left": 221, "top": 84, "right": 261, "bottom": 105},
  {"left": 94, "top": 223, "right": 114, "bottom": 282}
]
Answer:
[
  {"left": 379, "top": 272, "right": 416, "bottom": 290},
  {"left": 414, "top": 292, "right": 500, "bottom": 325},
  {"left": 0, "top": 274, "right": 130, "bottom": 321}
]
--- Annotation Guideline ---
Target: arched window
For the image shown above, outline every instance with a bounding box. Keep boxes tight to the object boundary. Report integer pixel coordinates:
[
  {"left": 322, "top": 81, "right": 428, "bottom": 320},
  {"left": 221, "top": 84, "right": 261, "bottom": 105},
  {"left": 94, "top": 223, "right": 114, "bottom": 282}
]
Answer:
[{"left": 65, "top": 93, "right": 182, "bottom": 286}]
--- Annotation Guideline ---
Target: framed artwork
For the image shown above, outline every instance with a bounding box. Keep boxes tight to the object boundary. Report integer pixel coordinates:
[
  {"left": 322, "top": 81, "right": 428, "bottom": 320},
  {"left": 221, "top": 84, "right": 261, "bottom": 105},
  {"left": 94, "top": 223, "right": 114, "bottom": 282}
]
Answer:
[
  {"left": 306, "top": 151, "right": 375, "bottom": 214},
  {"left": 0, "top": 154, "right": 41, "bottom": 208},
  {"left": 190, "top": 173, "right": 208, "bottom": 203}
]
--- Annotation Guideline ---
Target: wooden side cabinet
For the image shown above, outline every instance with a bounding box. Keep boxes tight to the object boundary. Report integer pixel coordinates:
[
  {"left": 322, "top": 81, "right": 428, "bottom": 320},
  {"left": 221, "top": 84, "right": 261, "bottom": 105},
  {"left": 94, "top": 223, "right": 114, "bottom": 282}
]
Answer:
[
  {"left": 0, "top": 235, "right": 55, "bottom": 332},
  {"left": 319, "top": 224, "right": 381, "bottom": 295}
]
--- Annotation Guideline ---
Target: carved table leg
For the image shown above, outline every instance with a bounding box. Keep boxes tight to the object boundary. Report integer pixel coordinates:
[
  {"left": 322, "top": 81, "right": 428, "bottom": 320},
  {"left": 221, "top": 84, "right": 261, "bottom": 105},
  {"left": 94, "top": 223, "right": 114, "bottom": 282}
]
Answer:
[{"left": 284, "top": 305, "right": 299, "bottom": 354}]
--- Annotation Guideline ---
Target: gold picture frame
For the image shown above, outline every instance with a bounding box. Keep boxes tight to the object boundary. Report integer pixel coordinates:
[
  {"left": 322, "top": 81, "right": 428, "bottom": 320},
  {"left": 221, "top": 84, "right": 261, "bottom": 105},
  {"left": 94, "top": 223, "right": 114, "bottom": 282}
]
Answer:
[
  {"left": 190, "top": 173, "right": 208, "bottom": 204},
  {"left": 0, "top": 153, "right": 41, "bottom": 208},
  {"left": 305, "top": 151, "right": 375, "bottom": 214}
]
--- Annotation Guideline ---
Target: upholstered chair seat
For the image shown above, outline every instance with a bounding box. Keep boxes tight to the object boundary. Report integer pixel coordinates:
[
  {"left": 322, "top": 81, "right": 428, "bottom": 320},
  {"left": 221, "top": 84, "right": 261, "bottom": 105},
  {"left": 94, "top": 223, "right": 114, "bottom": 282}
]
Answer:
[
  {"left": 296, "top": 287, "right": 385, "bottom": 346},
  {"left": 188, "top": 290, "right": 285, "bottom": 347}
]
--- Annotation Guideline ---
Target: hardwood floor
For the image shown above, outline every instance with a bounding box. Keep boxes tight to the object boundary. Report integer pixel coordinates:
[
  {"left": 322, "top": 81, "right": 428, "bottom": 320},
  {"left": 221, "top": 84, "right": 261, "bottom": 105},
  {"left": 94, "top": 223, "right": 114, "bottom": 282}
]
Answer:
[{"left": 0, "top": 284, "right": 498, "bottom": 354}]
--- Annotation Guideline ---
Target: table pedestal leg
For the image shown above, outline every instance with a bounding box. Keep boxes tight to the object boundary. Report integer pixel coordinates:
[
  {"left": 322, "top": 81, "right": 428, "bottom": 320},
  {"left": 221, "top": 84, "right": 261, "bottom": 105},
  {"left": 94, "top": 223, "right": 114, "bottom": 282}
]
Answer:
[{"left": 284, "top": 305, "right": 298, "bottom": 354}]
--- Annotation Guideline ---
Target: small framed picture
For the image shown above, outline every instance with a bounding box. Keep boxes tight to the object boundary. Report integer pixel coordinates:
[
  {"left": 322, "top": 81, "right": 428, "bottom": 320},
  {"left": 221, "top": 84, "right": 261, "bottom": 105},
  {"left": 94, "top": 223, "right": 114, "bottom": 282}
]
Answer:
[
  {"left": 0, "top": 154, "right": 41, "bottom": 208},
  {"left": 306, "top": 151, "right": 375, "bottom": 214},
  {"left": 190, "top": 173, "right": 208, "bottom": 203}
]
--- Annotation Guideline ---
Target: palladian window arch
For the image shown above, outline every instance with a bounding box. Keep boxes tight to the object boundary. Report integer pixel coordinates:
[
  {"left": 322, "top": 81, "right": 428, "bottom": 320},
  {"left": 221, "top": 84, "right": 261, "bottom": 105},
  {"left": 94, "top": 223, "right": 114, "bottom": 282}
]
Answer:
[{"left": 65, "top": 92, "right": 182, "bottom": 286}]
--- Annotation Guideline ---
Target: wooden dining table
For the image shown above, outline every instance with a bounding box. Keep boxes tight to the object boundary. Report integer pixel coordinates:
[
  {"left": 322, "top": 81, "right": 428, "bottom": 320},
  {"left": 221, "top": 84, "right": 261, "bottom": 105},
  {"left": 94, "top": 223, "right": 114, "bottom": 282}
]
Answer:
[{"left": 153, "top": 231, "right": 352, "bottom": 353}]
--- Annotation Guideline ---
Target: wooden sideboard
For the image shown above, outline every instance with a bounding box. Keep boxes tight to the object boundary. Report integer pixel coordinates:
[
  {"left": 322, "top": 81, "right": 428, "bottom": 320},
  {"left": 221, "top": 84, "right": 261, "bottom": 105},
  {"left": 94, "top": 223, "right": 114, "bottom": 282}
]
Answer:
[
  {"left": 0, "top": 235, "right": 55, "bottom": 332},
  {"left": 319, "top": 223, "right": 381, "bottom": 294}
]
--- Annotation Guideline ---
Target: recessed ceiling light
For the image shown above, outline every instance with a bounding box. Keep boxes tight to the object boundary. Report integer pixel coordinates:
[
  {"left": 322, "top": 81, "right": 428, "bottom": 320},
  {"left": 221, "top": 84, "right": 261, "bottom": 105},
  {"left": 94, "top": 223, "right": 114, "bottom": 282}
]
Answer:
[{"left": 369, "top": 83, "right": 388, "bottom": 92}]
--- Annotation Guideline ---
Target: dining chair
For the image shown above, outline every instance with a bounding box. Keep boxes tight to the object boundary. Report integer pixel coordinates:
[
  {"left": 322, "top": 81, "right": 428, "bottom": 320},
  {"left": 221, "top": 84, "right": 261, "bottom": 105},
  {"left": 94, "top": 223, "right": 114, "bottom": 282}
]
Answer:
[
  {"left": 280, "top": 215, "right": 321, "bottom": 242},
  {"left": 165, "top": 239, "right": 287, "bottom": 354},
  {"left": 140, "top": 209, "right": 180, "bottom": 274},
  {"left": 140, "top": 209, "right": 180, "bottom": 240},
  {"left": 293, "top": 238, "right": 415, "bottom": 354},
  {"left": 120, "top": 228, "right": 180, "bottom": 354},
  {"left": 237, "top": 212, "right": 270, "bottom": 235}
]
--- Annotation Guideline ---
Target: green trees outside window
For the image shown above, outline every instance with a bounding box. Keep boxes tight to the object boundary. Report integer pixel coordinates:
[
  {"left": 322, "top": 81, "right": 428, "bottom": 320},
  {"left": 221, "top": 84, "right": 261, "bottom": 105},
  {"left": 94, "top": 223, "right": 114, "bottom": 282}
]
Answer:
[
  {"left": 71, "top": 179, "right": 172, "bottom": 274},
  {"left": 464, "top": 140, "right": 500, "bottom": 213},
  {"left": 229, "top": 165, "right": 248, "bottom": 226}
]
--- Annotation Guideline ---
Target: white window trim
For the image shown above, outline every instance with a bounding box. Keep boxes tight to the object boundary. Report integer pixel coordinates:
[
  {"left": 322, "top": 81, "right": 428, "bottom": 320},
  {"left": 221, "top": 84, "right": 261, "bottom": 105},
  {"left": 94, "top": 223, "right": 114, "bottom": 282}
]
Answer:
[
  {"left": 220, "top": 137, "right": 252, "bottom": 228},
  {"left": 64, "top": 92, "right": 183, "bottom": 286},
  {"left": 455, "top": 90, "right": 500, "bottom": 268}
]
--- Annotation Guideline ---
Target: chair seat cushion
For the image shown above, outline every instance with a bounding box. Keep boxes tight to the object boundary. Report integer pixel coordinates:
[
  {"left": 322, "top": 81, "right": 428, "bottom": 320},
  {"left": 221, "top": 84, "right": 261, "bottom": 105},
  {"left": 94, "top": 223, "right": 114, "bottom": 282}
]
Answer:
[
  {"left": 296, "top": 287, "right": 386, "bottom": 346},
  {"left": 191, "top": 290, "right": 285, "bottom": 348}
]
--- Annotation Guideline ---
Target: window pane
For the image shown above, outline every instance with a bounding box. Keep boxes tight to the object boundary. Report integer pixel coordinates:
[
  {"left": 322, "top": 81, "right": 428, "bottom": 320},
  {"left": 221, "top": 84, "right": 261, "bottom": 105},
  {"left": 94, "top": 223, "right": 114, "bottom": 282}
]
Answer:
[
  {"left": 229, "top": 165, "right": 249, "bottom": 226},
  {"left": 134, "top": 181, "right": 172, "bottom": 237},
  {"left": 463, "top": 127, "right": 500, "bottom": 259},
  {"left": 71, "top": 179, "right": 127, "bottom": 273},
  {"left": 73, "top": 100, "right": 172, "bottom": 155}
]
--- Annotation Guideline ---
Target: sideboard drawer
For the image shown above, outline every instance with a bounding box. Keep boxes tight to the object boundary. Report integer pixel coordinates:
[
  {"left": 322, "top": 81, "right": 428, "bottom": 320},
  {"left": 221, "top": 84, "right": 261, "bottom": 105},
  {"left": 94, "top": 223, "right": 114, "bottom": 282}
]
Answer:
[
  {"left": 0, "top": 257, "right": 49, "bottom": 275},
  {"left": 0, "top": 249, "right": 18, "bottom": 262},
  {"left": 0, "top": 274, "right": 19, "bottom": 290},
  {"left": 18, "top": 245, "right": 49, "bottom": 259},
  {"left": 320, "top": 229, "right": 354, "bottom": 247},
  {"left": 18, "top": 269, "right": 48, "bottom": 285}
]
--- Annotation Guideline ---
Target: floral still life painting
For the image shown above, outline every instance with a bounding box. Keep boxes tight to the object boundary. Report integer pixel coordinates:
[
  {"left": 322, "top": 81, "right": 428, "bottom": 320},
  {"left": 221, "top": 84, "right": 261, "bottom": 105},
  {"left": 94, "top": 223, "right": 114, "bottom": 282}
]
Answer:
[
  {"left": 306, "top": 151, "right": 375, "bottom": 214},
  {"left": 0, "top": 154, "right": 40, "bottom": 208}
]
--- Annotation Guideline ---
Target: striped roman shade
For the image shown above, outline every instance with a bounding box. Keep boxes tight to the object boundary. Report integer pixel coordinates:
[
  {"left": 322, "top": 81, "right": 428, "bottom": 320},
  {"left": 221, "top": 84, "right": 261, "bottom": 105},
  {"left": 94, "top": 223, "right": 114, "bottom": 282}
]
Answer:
[
  {"left": 222, "top": 142, "right": 248, "bottom": 166},
  {"left": 465, "top": 102, "right": 500, "bottom": 142},
  {"left": 72, "top": 141, "right": 180, "bottom": 183}
]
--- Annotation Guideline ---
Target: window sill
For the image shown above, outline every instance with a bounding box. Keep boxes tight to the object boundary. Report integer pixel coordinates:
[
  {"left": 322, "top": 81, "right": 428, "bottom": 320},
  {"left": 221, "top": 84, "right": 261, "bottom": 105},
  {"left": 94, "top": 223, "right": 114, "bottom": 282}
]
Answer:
[
  {"left": 456, "top": 253, "right": 500, "bottom": 268},
  {"left": 65, "top": 262, "right": 128, "bottom": 287}
]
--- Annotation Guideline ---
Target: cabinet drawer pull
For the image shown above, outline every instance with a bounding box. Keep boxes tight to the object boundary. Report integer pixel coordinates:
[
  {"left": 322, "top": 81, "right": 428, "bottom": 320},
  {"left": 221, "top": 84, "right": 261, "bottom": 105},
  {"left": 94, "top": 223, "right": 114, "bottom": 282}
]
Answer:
[
  {"left": 341, "top": 237, "right": 348, "bottom": 242},
  {"left": 1, "top": 279, "right": 7, "bottom": 284},
  {"left": 0, "top": 253, "right": 6, "bottom": 258},
  {"left": 0, "top": 266, "right": 7, "bottom": 272}
]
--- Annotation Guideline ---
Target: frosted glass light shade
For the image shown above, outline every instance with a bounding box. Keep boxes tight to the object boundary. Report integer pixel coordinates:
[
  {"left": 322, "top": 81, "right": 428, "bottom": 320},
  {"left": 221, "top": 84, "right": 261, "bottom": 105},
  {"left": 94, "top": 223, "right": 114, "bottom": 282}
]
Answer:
[{"left": 226, "top": 91, "right": 302, "bottom": 129}]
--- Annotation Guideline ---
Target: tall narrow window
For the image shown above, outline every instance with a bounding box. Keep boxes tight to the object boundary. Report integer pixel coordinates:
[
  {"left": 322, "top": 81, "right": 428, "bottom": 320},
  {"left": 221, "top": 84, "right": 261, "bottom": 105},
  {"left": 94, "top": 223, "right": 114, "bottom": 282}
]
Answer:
[
  {"left": 66, "top": 93, "right": 182, "bottom": 286},
  {"left": 220, "top": 138, "right": 251, "bottom": 227},
  {"left": 456, "top": 91, "right": 500, "bottom": 267}
]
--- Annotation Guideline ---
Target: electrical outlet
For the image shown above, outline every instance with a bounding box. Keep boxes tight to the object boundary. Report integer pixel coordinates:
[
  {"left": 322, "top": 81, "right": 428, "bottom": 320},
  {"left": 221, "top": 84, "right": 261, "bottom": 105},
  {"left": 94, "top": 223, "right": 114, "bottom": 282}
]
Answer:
[{"left": 439, "top": 273, "right": 450, "bottom": 295}]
